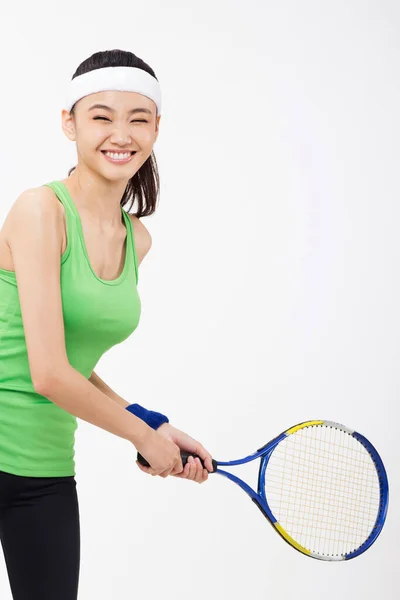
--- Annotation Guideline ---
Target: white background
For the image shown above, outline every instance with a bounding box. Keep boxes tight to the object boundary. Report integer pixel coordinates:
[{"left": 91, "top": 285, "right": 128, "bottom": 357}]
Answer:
[{"left": 0, "top": 1, "right": 398, "bottom": 598}]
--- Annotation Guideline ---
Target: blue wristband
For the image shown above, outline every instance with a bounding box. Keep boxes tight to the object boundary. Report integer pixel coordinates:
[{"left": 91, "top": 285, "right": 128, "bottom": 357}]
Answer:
[{"left": 125, "top": 403, "right": 169, "bottom": 430}]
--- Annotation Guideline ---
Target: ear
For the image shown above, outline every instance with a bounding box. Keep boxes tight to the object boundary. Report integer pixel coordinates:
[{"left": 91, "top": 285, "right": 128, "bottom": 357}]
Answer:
[
  {"left": 154, "top": 114, "right": 161, "bottom": 141},
  {"left": 61, "top": 109, "right": 76, "bottom": 142}
]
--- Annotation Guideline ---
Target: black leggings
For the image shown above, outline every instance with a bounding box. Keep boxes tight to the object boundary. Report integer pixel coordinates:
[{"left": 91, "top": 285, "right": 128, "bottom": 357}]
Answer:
[{"left": 0, "top": 469, "right": 80, "bottom": 600}]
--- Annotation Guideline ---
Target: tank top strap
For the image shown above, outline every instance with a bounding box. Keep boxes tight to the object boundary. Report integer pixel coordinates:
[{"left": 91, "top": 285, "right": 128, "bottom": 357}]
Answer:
[
  {"left": 44, "top": 180, "right": 139, "bottom": 285},
  {"left": 43, "top": 180, "right": 80, "bottom": 264},
  {"left": 121, "top": 208, "right": 139, "bottom": 285}
]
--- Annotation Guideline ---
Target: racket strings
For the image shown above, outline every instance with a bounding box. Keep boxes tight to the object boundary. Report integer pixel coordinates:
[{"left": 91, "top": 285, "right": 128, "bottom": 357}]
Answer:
[
  {"left": 292, "top": 429, "right": 376, "bottom": 554},
  {"left": 290, "top": 427, "right": 378, "bottom": 555},
  {"left": 264, "top": 425, "right": 381, "bottom": 557}
]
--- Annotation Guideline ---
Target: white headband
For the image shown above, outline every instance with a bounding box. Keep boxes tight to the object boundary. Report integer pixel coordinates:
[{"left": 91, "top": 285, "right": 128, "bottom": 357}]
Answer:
[{"left": 65, "top": 66, "right": 162, "bottom": 115}]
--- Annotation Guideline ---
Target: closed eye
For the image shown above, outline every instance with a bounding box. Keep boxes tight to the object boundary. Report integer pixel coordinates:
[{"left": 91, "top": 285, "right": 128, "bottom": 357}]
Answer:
[{"left": 93, "top": 117, "right": 148, "bottom": 123}]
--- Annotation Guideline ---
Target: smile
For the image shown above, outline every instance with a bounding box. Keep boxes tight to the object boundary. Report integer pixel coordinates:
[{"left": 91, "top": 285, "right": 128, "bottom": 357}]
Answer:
[{"left": 101, "top": 151, "right": 136, "bottom": 164}]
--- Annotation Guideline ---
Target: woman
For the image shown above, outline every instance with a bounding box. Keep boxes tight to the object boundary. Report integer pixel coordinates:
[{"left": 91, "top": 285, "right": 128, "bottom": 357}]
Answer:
[{"left": 0, "top": 48, "right": 214, "bottom": 600}]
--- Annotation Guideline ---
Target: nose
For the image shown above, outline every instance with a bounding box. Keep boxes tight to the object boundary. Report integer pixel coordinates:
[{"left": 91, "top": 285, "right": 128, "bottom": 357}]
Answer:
[{"left": 109, "top": 124, "right": 133, "bottom": 145}]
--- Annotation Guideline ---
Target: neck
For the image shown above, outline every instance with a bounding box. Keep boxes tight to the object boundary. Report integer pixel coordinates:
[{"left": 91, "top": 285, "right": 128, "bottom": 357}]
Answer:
[{"left": 62, "top": 166, "right": 129, "bottom": 229}]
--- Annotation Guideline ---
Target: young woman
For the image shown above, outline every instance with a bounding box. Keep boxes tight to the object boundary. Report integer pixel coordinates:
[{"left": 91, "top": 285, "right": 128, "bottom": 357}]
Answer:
[{"left": 0, "top": 49, "right": 214, "bottom": 600}]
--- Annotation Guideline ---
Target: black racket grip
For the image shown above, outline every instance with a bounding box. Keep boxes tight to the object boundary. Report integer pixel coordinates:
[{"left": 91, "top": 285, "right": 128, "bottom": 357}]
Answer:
[{"left": 137, "top": 450, "right": 218, "bottom": 473}]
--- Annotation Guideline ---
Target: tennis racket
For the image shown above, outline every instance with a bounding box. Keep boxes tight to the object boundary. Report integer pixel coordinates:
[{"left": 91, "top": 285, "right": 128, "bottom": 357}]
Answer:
[{"left": 137, "top": 419, "right": 389, "bottom": 561}]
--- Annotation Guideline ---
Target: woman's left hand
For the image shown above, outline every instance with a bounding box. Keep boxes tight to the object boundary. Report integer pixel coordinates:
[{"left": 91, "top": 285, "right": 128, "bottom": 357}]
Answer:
[{"left": 155, "top": 423, "right": 213, "bottom": 484}]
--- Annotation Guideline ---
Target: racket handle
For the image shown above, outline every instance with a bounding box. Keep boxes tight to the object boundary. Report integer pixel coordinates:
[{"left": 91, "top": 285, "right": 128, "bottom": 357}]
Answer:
[{"left": 137, "top": 450, "right": 218, "bottom": 473}]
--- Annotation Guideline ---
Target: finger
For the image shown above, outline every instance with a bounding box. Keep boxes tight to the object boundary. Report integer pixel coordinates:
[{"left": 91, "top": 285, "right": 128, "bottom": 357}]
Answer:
[
  {"left": 187, "top": 455, "right": 197, "bottom": 480},
  {"left": 181, "top": 462, "right": 191, "bottom": 478},
  {"left": 193, "top": 445, "right": 214, "bottom": 472},
  {"left": 171, "top": 460, "right": 184, "bottom": 476},
  {"left": 136, "top": 461, "right": 150, "bottom": 472},
  {"left": 192, "top": 457, "right": 201, "bottom": 483},
  {"left": 159, "top": 469, "right": 171, "bottom": 478},
  {"left": 172, "top": 460, "right": 190, "bottom": 478},
  {"left": 195, "top": 460, "right": 208, "bottom": 483},
  {"left": 136, "top": 461, "right": 156, "bottom": 476},
  {"left": 194, "top": 457, "right": 204, "bottom": 483}
]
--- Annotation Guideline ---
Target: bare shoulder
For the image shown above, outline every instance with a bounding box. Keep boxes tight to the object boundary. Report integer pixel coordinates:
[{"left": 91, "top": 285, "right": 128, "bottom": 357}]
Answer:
[
  {"left": 10, "top": 185, "right": 62, "bottom": 211},
  {"left": 3, "top": 185, "right": 64, "bottom": 248},
  {"left": 127, "top": 213, "right": 152, "bottom": 266}
]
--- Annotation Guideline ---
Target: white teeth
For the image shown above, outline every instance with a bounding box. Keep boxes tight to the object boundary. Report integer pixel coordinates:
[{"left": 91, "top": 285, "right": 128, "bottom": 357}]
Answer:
[{"left": 104, "top": 151, "right": 132, "bottom": 160}]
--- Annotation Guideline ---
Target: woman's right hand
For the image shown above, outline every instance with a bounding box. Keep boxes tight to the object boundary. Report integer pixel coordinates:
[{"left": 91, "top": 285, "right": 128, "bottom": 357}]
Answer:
[{"left": 134, "top": 427, "right": 184, "bottom": 477}]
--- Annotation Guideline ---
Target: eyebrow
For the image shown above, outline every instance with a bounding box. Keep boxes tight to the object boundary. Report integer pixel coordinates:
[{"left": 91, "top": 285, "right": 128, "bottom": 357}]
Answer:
[{"left": 88, "top": 103, "right": 153, "bottom": 115}]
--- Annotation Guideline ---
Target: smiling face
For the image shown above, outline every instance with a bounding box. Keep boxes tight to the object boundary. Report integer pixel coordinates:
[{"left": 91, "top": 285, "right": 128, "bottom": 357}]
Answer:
[{"left": 62, "top": 89, "right": 161, "bottom": 182}]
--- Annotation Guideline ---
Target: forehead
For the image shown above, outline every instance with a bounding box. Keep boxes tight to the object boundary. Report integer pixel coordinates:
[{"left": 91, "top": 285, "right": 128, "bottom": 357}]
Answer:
[{"left": 78, "top": 90, "right": 156, "bottom": 114}]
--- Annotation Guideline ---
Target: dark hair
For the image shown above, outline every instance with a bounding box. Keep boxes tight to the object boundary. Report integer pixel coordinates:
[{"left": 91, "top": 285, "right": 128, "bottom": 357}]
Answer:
[{"left": 67, "top": 49, "right": 160, "bottom": 217}]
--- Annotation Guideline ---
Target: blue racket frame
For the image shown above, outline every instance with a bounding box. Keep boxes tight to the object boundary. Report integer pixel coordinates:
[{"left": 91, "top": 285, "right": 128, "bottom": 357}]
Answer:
[{"left": 211, "top": 420, "right": 389, "bottom": 560}]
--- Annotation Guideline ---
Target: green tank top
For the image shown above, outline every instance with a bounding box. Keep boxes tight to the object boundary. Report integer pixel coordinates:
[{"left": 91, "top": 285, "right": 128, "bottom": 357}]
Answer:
[{"left": 0, "top": 180, "right": 141, "bottom": 477}]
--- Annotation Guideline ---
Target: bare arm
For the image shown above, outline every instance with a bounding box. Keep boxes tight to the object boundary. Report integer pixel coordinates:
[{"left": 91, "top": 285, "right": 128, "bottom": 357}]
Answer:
[
  {"left": 38, "top": 367, "right": 146, "bottom": 443},
  {"left": 7, "top": 187, "right": 149, "bottom": 447},
  {"left": 89, "top": 370, "right": 130, "bottom": 409}
]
